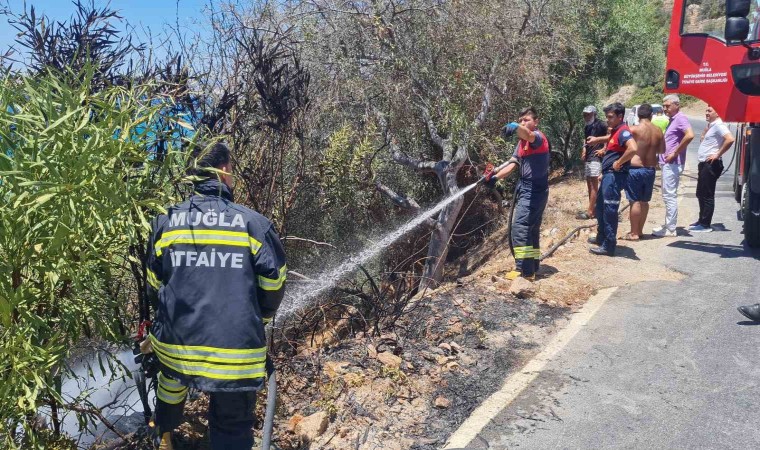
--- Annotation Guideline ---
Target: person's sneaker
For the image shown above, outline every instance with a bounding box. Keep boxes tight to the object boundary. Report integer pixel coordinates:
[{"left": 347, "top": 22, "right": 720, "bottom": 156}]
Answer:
[
  {"left": 738, "top": 304, "right": 760, "bottom": 322},
  {"left": 689, "top": 221, "right": 700, "bottom": 227},
  {"left": 589, "top": 246, "right": 613, "bottom": 256},
  {"left": 652, "top": 227, "right": 677, "bottom": 237},
  {"left": 689, "top": 224, "right": 713, "bottom": 233}
]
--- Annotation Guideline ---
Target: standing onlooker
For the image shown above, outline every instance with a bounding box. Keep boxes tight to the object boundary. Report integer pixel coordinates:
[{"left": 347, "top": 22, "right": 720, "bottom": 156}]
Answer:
[
  {"left": 652, "top": 107, "right": 669, "bottom": 133},
  {"left": 624, "top": 104, "right": 663, "bottom": 240},
  {"left": 652, "top": 94, "right": 695, "bottom": 237},
  {"left": 690, "top": 105, "right": 735, "bottom": 232},
  {"left": 577, "top": 105, "right": 608, "bottom": 220},
  {"left": 588, "top": 102, "right": 638, "bottom": 256}
]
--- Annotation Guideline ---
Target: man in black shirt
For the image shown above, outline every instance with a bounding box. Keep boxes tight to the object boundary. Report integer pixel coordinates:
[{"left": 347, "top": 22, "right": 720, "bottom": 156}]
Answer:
[{"left": 578, "top": 105, "right": 608, "bottom": 220}]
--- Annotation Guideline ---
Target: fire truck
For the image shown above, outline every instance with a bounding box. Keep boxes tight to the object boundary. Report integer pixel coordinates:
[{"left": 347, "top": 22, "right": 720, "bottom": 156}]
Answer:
[{"left": 664, "top": 0, "right": 760, "bottom": 246}]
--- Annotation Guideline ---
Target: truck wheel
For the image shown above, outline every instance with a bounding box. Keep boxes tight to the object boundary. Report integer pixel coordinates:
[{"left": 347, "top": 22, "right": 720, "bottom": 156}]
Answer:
[{"left": 745, "top": 182, "right": 760, "bottom": 248}]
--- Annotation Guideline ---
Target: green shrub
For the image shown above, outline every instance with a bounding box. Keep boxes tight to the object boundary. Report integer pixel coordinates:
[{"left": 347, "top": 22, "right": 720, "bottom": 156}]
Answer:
[{"left": 0, "top": 66, "right": 185, "bottom": 448}]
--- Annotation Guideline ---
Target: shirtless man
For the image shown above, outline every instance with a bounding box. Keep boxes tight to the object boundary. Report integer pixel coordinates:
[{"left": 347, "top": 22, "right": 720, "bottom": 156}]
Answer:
[{"left": 623, "top": 103, "right": 664, "bottom": 240}]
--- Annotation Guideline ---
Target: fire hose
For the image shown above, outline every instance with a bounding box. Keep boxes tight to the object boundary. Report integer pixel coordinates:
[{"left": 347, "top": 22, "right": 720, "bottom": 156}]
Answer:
[
  {"left": 479, "top": 160, "right": 520, "bottom": 258},
  {"left": 261, "top": 320, "right": 277, "bottom": 450}
]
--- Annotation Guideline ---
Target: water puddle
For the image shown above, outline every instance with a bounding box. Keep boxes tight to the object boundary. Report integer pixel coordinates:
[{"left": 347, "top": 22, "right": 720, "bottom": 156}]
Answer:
[{"left": 43, "top": 348, "right": 150, "bottom": 448}]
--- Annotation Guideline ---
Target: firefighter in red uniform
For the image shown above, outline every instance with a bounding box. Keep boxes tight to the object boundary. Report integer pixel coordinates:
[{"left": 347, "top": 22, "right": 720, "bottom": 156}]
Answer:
[
  {"left": 587, "top": 103, "right": 638, "bottom": 256},
  {"left": 485, "top": 107, "right": 550, "bottom": 280},
  {"left": 145, "top": 143, "right": 287, "bottom": 450}
]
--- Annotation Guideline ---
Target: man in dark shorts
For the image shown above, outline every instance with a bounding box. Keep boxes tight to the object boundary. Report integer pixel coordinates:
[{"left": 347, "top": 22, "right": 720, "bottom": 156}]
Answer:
[
  {"left": 623, "top": 104, "right": 663, "bottom": 240},
  {"left": 586, "top": 103, "right": 638, "bottom": 256},
  {"left": 577, "top": 105, "right": 607, "bottom": 220}
]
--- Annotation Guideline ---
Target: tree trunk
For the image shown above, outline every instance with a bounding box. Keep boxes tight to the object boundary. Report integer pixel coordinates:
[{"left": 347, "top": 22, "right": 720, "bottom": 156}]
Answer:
[
  {"left": 562, "top": 102, "right": 575, "bottom": 161},
  {"left": 50, "top": 397, "right": 60, "bottom": 436},
  {"left": 378, "top": 59, "right": 496, "bottom": 290},
  {"left": 420, "top": 160, "right": 465, "bottom": 289},
  {"left": 420, "top": 195, "right": 464, "bottom": 288}
]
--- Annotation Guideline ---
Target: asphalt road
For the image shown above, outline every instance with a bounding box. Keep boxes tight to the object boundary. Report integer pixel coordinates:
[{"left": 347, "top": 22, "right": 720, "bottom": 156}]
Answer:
[{"left": 460, "top": 117, "right": 760, "bottom": 449}]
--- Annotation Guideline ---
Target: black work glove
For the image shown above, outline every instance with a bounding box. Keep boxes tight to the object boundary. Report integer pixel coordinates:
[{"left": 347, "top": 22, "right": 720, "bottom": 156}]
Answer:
[{"left": 484, "top": 175, "right": 498, "bottom": 189}]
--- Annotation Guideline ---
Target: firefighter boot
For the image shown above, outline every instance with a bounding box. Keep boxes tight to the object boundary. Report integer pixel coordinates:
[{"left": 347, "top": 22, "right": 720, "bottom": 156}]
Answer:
[
  {"left": 152, "top": 429, "right": 173, "bottom": 450},
  {"left": 159, "top": 432, "right": 174, "bottom": 450},
  {"left": 505, "top": 270, "right": 535, "bottom": 282}
]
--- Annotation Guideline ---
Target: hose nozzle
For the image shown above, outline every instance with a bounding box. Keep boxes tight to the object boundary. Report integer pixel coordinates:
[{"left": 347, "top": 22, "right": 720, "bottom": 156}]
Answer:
[{"left": 478, "top": 160, "right": 515, "bottom": 184}]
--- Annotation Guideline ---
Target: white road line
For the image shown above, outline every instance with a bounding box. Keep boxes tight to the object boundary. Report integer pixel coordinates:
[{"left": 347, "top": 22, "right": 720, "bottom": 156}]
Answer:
[{"left": 442, "top": 287, "right": 618, "bottom": 449}]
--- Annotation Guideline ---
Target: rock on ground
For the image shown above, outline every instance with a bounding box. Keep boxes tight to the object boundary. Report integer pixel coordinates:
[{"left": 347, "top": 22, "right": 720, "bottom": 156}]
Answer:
[
  {"left": 510, "top": 277, "right": 536, "bottom": 298},
  {"left": 294, "top": 411, "right": 329, "bottom": 443},
  {"left": 377, "top": 351, "right": 402, "bottom": 368},
  {"left": 434, "top": 396, "right": 451, "bottom": 409}
]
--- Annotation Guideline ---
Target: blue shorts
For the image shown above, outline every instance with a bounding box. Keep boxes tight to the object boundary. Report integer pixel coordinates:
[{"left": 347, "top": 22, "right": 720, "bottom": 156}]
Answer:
[{"left": 625, "top": 167, "right": 656, "bottom": 202}]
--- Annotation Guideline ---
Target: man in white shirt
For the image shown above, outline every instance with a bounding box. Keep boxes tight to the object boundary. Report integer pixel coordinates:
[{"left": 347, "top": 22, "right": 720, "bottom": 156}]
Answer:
[{"left": 689, "top": 105, "right": 735, "bottom": 232}]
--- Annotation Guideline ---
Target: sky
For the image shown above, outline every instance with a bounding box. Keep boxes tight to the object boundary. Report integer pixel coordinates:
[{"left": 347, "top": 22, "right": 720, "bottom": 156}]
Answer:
[{"left": 1, "top": 0, "right": 212, "bottom": 61}]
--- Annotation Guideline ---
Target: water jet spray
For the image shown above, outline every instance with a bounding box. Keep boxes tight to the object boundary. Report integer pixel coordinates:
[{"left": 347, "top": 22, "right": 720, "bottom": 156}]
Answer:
[{"left": 279, "top": 159, "right": 521, "bottom": 321}]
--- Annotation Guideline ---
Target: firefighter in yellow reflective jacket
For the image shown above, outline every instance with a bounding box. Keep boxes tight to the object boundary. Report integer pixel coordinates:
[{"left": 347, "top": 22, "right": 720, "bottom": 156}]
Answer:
[{"left": 145, "top": 143, "right": 286, "bottom": 450}]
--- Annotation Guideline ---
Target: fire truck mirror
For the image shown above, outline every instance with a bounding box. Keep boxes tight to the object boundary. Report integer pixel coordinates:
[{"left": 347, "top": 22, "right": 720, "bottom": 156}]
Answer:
[
  {"left": 725, "top": 17, "right": 750, "bottom": 42},
  {"left": 726, "top": 0, "right": 751, "bottom": 17},
  {"left": 666, "top": 70, "right": 680, "bottom": 90},
  {"left": 732, "top": 63, "right": 760, "bottom": 95}
]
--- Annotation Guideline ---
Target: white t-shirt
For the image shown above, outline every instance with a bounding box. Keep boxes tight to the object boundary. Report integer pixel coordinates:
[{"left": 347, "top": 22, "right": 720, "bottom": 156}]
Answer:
[{"left": 697, "top": 119, "right": 731, "bottom": 162}]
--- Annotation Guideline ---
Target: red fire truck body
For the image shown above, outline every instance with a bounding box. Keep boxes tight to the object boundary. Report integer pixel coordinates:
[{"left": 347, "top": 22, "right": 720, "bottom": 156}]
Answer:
[{"left": 665, "top": 0, "right": 760, "bottom": 245}]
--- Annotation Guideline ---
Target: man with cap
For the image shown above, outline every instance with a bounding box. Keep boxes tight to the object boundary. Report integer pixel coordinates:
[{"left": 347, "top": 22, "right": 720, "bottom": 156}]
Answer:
[{"left": 577, "top": 105, "right": 608, "bottom": 220}]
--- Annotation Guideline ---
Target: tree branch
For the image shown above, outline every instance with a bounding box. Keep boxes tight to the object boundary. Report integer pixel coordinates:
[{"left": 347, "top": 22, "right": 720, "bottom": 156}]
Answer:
[
  {"left": 391, "top": 150, "right": 437, "bottom": 172},
  {"left": 375, "top": 181, "right": 421, "bottom": 211},
  {"left": 284, "top": 236, "right": 336, "bottom": 248},
  {"left": 420, "top": 106, "right": 445, "bottom": 150},
  {"left": 64, "top": 403, "right": 128, "bottom": 442},
  {"left": 452, "top": 57, "right": 501, "bottom": 164},
  {"left": 375, "top": 108, "right": 437, "bottom": 172},
  {"left": 520, "top": 0, "right": 533, "bottom": 35},
  {"left": 472, "top": 57, "right": 500, "bottom": 130}
]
